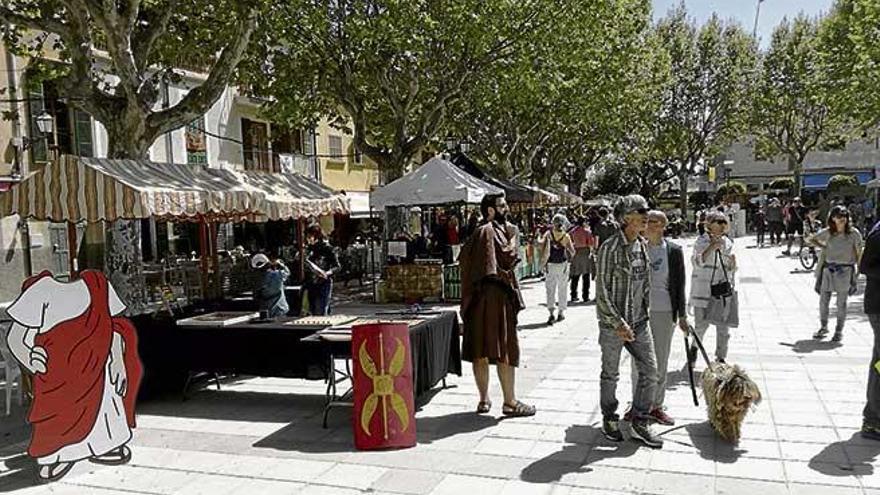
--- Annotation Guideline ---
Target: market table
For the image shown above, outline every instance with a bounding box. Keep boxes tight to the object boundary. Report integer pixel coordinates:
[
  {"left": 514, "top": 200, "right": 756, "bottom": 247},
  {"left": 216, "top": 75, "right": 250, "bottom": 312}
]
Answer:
[{"left": 137, "top": 310, "right": 462, "bottom": 401}]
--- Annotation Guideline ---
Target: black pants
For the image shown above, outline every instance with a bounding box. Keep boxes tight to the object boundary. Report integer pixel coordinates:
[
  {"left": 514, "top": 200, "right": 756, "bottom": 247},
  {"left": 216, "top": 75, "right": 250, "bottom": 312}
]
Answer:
[
  {"left": 570, "top": 274, "right": 591, "bottom": 300},
  {"left": 756, "top": 228, "right": 765, "bottom": 245},
  {"left": 769, "top": 222, "right": 784, "bottom": 244}
]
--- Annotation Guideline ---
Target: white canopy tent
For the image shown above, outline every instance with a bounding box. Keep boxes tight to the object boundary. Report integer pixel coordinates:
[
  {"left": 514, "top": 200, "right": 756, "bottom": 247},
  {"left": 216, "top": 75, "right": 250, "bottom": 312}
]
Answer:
[{"left": 370, "top": 156, "right": 503, "bottom": 211}]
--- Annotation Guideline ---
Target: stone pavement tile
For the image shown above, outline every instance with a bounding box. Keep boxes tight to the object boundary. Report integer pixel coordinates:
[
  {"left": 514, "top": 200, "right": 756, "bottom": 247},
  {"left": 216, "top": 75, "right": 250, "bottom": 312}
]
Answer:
[
  {"left": 342, "top": 447, "right": 462, "bottom": 473},
  {"left": 558, "top": 465, "right": 646, "bottom": 493},
  {"left": 429, "top": 474, "right": 506, "bottom": 495},
  {"left": 719, "top": 439, "right": 781, "bottom": 460},
  {"left": 715, "top": 457, "right": 785, "bottom": 481},
  {"left": 714, "top": 477, "right": 787, "bottom": 495},
  {"left": 779, "top": 441, "right": 844, "bottom": 462},
  {"left": 452, "top": 453, "right": 534, "bottom": 479},
  {"left": 475, "top": 437, "right": 535, "bottom": 458},
  {"left": 782, "top": 461, "right": 862, "bottom": 487},
  {"left": 317, "top": 463, "right": 387, "bottom": 490},
  {"left": 370, "top": 468, "right": 445, "bottom": 494},
  {"left": 774, "top": 412, "right": 835, "bottom": 428},
  {"left": 639, "top": 471, "right": 713, "bottom": 495},
  {"left": 175, "top": 473, "right": 300, "bottom": 495},
  {"left": 831, "top": 414, "right": 865, "bottom": 429},
  {"left": 775, "top": 426, "right": 839, "bottom": 444},
  {"left": 14, "top": 484, "right": 137, "bottom": 495},
  {"left": 69, "top": 465, "right": 197, "bottom": 494},
  {"left": 788, "top": 483, "right": 863, "bottom": 495},
  {"left": 500, "top": 479, "right": 555, "bottom": 495},
  {"left": 648, "top": 452, "right": 714, "bottom": 476},
  {"left": 491, "top": 422, "right": 549, "bottom": 441},
  {"left": 550, "top": 487, "right": 629, "bottom": 495},
  {"left": 298, "top": 485, "right": 363, "bottom": 495}
]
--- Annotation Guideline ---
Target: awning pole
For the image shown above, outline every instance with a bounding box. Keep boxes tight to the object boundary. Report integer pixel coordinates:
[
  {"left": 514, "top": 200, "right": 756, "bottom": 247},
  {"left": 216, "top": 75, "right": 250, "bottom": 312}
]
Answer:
[{"left": 67, "top": 221, "right": 78, "bottom": 279}]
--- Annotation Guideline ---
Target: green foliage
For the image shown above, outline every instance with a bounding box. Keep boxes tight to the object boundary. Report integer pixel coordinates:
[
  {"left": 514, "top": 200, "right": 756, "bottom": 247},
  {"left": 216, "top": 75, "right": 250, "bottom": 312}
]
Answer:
[
  {"left": 827, "top": 174, "right": 859, "bottom": 192},
  {"left": 768, "top": 177, "right": 795, "bottom": 191},
  {"left": 753, "top": 15, "right": 844, "bottom": 195},
  {"left": 715, "top": 180, "right": 747, "bottom": 200}
]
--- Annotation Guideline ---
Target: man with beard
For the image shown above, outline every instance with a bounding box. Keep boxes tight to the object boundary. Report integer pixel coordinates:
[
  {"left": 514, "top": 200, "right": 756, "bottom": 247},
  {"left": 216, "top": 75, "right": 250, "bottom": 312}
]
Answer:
[{"left": 459, "top": 193, "right": 535, "bottom": 417}]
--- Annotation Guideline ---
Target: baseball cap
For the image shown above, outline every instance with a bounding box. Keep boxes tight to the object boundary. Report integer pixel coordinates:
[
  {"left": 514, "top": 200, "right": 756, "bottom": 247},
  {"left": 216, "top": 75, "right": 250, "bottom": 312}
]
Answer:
[
  {"left": 251, "top": 253, "right": 270, "bottom": 269},
  {"left": 614, "top": 194, "right": 649, "bottom": 220}
]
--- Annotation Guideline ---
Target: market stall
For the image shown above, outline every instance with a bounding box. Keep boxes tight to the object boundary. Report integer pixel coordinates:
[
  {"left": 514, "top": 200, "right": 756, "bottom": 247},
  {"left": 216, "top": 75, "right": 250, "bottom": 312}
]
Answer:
[{"left": 370, "top": 156, "right": 503, "bottom": 303}]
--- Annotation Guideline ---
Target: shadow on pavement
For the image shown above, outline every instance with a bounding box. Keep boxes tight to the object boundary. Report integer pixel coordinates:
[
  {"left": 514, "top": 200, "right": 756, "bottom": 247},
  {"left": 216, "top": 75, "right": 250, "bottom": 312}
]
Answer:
[
  {"left": 0, "top": 454, "right": 38, "bottom": 493},
  {"left": 518, "top": 322, "right": 552, "bottom": 331},
  {"left": 779, "top": 340, "right": 842, "bottom": 354},
  {"left": 253, "top": 411, "right": 499, "bottom": 454},
  {"left": 520, "top": 424, "right": 636, "bottom": 484},
  {"left": 809, "top": 433, "right": 880, "bottom": 477}
]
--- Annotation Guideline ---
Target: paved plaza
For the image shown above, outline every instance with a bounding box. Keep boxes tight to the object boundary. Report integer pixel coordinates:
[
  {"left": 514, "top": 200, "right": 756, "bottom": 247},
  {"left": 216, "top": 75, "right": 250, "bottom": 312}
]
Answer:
[{"left": 1, "top": 235, "right": 879, "bottom": 495}]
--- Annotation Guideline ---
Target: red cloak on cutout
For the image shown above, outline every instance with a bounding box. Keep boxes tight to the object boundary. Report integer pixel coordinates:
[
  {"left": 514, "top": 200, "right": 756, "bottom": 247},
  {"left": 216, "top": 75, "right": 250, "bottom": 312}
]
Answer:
[{"left": 24, "top": 270, "right": 143, "bottom": 459}]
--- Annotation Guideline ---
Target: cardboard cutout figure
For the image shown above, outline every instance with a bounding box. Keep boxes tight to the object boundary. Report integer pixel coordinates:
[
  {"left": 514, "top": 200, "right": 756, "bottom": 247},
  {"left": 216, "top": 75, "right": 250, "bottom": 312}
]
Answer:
[{"left": 4, "top": 270, "right": 143, "bottom": 482}]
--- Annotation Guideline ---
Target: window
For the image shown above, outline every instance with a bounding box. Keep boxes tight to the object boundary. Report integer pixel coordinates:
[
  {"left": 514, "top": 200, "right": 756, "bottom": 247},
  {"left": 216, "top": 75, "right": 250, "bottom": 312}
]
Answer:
[
  {"left": 242, "top": 118, "right": 271, "bottom": 172},
  {"left": 271, "top": 126, "right": 304, "bottom": 171},
  {"left": 186, "top": 118, "right": 208, "bottom": 164},
  {"left": 26, "top": 78, "right": 94, "bottom": 162},
  {"left": 348, "top": 143, "right": 363, "bottom": 165},
  {"left": 328, "top": 135, "right": 343, "bottom": 159}
]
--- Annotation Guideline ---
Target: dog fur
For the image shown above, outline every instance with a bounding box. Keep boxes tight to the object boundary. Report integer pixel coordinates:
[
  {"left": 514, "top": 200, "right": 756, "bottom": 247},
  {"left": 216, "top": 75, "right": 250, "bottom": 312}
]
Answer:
[{"left": 701, "top": 362, "right": 762, "bottom": 444}]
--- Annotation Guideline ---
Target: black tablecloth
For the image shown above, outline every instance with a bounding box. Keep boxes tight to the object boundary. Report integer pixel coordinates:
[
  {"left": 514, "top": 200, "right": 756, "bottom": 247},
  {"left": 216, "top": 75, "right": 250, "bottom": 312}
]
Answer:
[{"left": 135, "top": 310, "right": 461, "bottom": 400}]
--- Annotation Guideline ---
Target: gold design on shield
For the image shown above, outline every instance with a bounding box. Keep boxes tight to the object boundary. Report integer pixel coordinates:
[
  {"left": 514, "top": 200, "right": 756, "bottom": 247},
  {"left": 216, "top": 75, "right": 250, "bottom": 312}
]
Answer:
[{"left": 359, "top": 333, "right": 410, "bottom": 439}]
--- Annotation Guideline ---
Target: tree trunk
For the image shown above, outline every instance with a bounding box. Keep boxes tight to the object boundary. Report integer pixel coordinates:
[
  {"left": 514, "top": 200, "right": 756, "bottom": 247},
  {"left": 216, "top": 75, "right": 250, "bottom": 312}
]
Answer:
[
  {"left": 789, "top": 154, "right": 802, "bottom": 197},
  {"left": 678, "top": 167, "right": 690, "bottom": 221},
  {"left": 101, "top": 113, "right": 153, "bottom": 315}
]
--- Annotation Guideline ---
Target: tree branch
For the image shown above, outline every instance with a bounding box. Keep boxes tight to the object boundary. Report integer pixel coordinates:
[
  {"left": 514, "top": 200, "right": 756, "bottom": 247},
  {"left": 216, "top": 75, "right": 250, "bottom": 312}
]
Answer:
[
  {"left": 132, "top": 0, "right": 178, "bottom": 72},
  {"left": 147, "top": 7, "right": 258, "bottom": 136}
]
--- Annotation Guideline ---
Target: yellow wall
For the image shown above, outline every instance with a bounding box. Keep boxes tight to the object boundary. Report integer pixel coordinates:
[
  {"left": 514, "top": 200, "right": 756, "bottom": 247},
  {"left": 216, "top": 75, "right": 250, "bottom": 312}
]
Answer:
[{"left": 314, "top": 119, "right": 380, "bottom": 192}]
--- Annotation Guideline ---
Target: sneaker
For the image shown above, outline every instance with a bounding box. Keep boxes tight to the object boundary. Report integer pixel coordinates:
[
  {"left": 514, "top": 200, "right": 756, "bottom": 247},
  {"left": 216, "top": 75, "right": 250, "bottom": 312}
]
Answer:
[
  {"left": 570, "top": 295, "right": 579, "bottom": 303},
  {"left": 862, "top": 425, "right": 880, "bottom": 441},
  {"left": 557, "top": 313, "right": 566, "bottom": 322},
  {"left": 602, "top": 416, "right": 624, "bottom": 442},
  {"left": 717, "top": 358, "right": 727, "bottom": 364},
  {"left": 782, "top": 250, "right": 791, "bottom": 256},
  {"left": 831, "top": 331, "right": 843, "bottom": 343},
  {"left": 630, "top": 420, "right": 664, "bottom": 449},
  {"left": 547, "top": 314, "right": 556, "bottom": 325},
  {"left": 813, "top": 327, "right": 829, "bottom": 340},
  {"left": 649, "top": 408, "right": 675, "bottom": 426}
]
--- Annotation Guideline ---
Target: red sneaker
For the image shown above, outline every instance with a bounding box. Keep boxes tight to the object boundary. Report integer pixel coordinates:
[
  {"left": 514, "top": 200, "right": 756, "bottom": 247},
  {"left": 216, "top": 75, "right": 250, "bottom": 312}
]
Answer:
[{"left": 649, "top": 408, "right": 675, "bottom": 426}]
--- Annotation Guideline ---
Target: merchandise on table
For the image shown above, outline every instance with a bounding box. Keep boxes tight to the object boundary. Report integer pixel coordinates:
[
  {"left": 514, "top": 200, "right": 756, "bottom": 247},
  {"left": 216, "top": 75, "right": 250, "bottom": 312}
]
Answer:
[
  {"left": 176, "top": 311, "right": 260, "bottom": 327},
  {"left": 285, "top": 315, "right": 359, "bottom": 327}
]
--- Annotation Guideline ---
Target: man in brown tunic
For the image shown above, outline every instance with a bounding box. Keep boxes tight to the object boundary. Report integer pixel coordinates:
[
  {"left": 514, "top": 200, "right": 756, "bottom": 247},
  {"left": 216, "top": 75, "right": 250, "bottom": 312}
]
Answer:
[{"left": 459, "top": 193, "right": 536, "bottom": 417}]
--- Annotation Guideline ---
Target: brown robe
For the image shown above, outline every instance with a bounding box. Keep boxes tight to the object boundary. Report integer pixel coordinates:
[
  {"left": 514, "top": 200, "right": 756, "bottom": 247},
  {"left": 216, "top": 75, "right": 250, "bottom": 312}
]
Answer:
[{"left": 459, "top": 221, "right": 524, "bottom": 366}]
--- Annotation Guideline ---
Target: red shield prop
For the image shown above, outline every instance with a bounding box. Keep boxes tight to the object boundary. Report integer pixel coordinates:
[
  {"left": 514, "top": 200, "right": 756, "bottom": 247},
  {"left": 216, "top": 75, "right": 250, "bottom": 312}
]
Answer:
[{"left": 352, "top": 323, "right": 416, "bottom": 450}]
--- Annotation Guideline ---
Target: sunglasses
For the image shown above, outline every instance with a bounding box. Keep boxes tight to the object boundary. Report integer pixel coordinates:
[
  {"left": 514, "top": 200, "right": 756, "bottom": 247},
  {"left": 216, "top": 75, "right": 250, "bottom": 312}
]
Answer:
[
  {"left": 628, "top": 208, "right": 648, "bottom": 215},
  {"left": 711, "top": 219, "right": 728, "bottom": 225}
]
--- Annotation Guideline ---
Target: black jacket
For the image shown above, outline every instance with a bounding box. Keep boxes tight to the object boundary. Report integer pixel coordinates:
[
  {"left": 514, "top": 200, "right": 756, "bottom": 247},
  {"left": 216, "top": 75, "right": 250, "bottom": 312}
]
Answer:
[
  {"left": 859, "top": 224, "right": 880, "bottom": 314},
  {"left": 667, "top": 241, "right": 687, "bottom": 322}
]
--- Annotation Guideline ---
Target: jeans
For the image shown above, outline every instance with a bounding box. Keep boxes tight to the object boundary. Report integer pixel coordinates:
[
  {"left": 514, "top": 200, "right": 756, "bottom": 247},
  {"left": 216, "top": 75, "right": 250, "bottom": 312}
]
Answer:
[
  {"left": 307, "top": 279, "right": 333, "bottom": 316},
  {"left": 600, "top": 321, "right": 657, "bottom": 421},
  {"left": 693, "top": 306, "right": 731, "bottom": 361},
  {"left": 570, "top": 274, "right": 591, "bottom": 300},
  {"left": 631, "top": 311, "right": 675, "bottom": 409},
  {"left": 545, "top": 262, "right": 569, "bottom": 315},
  {"left": 757, "top": 229, "right": 765, "bottom": 246},
  {"left": 819, "top": 291, "right": 849, "bottom": 332},
  {"left": 865, "top": 314, "right": 880, "bottom": 428}
]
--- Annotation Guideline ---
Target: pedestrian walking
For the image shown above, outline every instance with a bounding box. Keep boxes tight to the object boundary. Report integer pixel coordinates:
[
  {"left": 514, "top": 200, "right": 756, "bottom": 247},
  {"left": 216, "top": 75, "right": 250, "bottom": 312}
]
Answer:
[
  {"left": 594, "top": 207, "right": 619, "bottom": 247},
  {"left": 459, "top": 193, "right": 535, "bottom": 417},
  {"left": 809, "top": 205, "right": 863, "bottom": 342},
  {"left": 784, "top": 197, "right": 808, "bottom": 255},
  {"left": 857, "top": 219, "right": 880, "bottom": 441},
  {"left": 568, "top": 217, "right": 596, "bottom": 303},
  {"left": 754, "top": 207, "right": 767, "bottom": 247},
  {"left": 596, "top": 194, "right": 663, "bottom": 448},
  {"left": 766, "top": 199, "right": 784, "bottom": 245},
  {"left": 302, "top": 224, "right": 340, "bottom": 316},
  {"left": 540, "top": 213, "right": 575, "bottom": 324},
  {"left": 628, "top": 210, "right": 689, "bottom": 426},
  {"left": 689, "top": 211, "right": 737, "bottom": 364}
]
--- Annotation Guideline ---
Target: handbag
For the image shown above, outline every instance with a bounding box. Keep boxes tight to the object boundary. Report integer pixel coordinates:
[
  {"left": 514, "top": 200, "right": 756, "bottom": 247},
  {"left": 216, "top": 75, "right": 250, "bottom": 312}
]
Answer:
[
  {"left": 704, "top": 291, "right": 739, "bottom": 328},
  {"left": 709, "top": 249, "right": 733, "bottom": 299}
]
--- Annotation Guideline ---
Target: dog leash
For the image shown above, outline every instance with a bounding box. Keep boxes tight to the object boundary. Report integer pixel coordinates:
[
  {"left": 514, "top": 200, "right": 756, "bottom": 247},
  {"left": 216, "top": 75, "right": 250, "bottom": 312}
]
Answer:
[{"left": 684, "top": 324, "right": 712, "bottom": 407}]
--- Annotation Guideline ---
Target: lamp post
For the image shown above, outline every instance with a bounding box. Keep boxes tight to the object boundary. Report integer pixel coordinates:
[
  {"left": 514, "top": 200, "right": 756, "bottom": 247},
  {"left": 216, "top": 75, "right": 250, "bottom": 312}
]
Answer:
[
  {"left": 723, "top": 159, "right": 735, "bottom": 188},
  {"left": 562, "top": 161, "right": 577, "bottom": 194},
  {"left": 11, "top": 110, "right": 54, "bottom": 178},
  {"left": 753, "top": 0, "right": 765, "bottom": 40}
]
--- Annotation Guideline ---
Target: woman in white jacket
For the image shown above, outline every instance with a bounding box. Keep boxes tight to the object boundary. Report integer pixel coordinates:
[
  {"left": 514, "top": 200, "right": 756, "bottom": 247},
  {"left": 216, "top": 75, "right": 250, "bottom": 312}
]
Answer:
[
  {"left": 540, "top": 213, "right": 575, "bottom": 325},
  {"left": 689, "top": 211, "right": 737, "bottom": 363}
]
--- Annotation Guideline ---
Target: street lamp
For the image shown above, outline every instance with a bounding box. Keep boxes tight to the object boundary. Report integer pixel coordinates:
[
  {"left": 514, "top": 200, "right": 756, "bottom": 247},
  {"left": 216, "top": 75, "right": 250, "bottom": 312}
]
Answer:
[
  {"left": 562, "top": 161, "right": 577, "bottom": 193},
  {"left": 753, "top": 0, "right": 765, "bottom": 40},
  {"left": 10, "top": 110, "right": 54, "bottom": 178},
  {"left": 723, "top": 159, "right": 735, "bottom": 187}
]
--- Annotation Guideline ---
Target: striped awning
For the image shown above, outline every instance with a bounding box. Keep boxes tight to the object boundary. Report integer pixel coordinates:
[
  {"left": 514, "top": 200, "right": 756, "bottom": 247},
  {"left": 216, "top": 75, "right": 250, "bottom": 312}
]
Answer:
[{"left": 0, "top": 155, "right": 349, "bottom": 223}]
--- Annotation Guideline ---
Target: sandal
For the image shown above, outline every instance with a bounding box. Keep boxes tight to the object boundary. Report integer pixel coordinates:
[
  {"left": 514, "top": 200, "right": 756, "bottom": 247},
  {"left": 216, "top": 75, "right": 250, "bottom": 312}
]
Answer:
[
  {"left": 38, "top": 461, "right": 75, "bottom": 482},
  {"left": 502, "top": 400, "right": 536, "bottom": 417},
  {"left": 476, "top": 400, "right": 492, "bottom": 414},
  {"left": 89, "top": 446, "right": 132, "bottom": 466},
  {"left": 813, "top": 328, "right": 829, "bottom": 340}
]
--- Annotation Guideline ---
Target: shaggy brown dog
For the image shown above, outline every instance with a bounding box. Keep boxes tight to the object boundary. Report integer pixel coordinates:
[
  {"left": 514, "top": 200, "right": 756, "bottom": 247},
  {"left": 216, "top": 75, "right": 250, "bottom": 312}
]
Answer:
[{"left": 701, "top": 362, "right": 762, "bottom": 444}]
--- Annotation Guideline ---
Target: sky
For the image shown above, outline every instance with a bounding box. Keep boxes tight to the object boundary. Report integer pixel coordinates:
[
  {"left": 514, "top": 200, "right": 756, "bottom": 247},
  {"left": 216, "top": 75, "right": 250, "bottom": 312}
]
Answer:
[{"left": 651, "top": 0, "right": 835, "bottom": 47}]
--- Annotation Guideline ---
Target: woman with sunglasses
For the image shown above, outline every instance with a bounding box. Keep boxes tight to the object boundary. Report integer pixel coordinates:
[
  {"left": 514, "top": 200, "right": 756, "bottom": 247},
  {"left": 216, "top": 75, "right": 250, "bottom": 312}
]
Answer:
[
  {"left": 807, "top": 205, "right": 863, "bottom": 342},
  {"left": 689, "top": 211, "right": 737, "bottom": 363}
]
